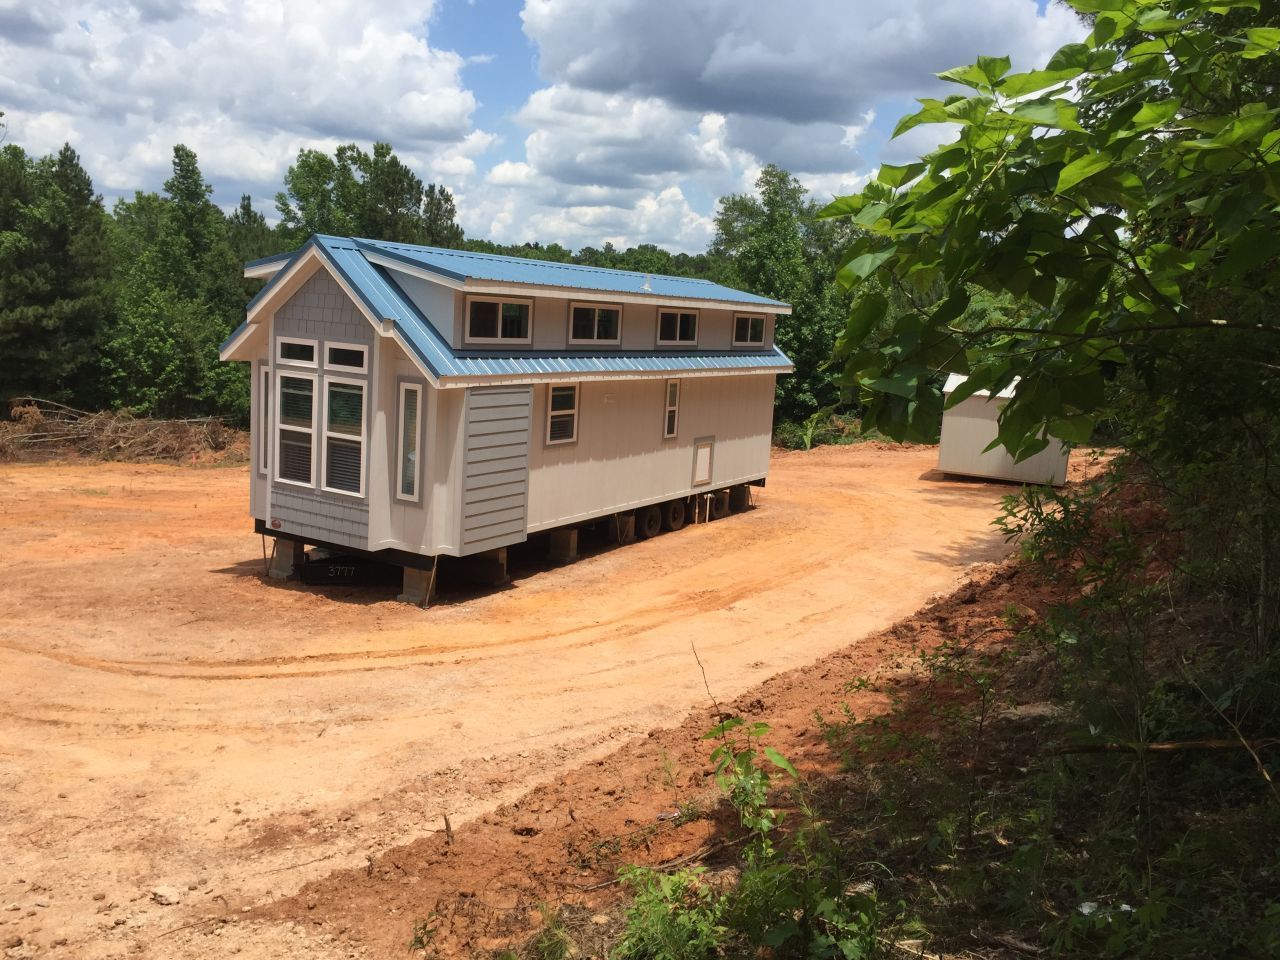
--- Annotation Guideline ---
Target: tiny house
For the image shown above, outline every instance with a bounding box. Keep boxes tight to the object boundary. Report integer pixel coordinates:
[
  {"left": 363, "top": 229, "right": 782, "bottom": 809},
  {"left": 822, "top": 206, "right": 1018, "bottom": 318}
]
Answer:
[
  {"left": 220, "top": 235, "right": 793, "bottom": 600},
  {"left": 937, "top": 373, "right": 1069, "bottom": 486}
]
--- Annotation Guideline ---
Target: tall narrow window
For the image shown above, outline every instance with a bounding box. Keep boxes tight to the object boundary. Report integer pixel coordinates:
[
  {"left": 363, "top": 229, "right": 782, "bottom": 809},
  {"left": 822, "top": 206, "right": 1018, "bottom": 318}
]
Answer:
[
  {"left": 258, "top": 366, "right": 270, "bottom": 475},
  {"left": 657, "top": 309, "right": 698, "bottom": 345},
  {"left": 323, "top": 379, "right": 365, "bottom": 495},
  {"left": 733, "top": 314, "right": 766, "bottom": 345},
  {"left": 546, "top": 384, "right": 578, "bottom": 445},
  {"left": 663, "top": 380, "right": 680, "bottom": 439},
  {"left": 397, "top": 383, "right": 422, "bottom": 502},
  {"left": 277, "top": 374, "right": 316, "bottom": 485}
]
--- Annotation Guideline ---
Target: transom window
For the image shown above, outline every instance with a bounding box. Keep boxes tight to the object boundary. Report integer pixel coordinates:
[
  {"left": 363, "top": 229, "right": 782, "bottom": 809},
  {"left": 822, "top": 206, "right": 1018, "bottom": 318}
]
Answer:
[
  {"left": 466, "top": 296, "right": 532, "bottom": 344},
  {"left": 546, "top": 384, "right": 578, "bottom": 445},
  {"left": 322, "top": 379, "right": 365, "bottom": 496},
  {"left": 663, "top": 380, "right": 680, "bottom": 439},
  {"left": 569, "top": 302, "right": 622, "bottom": 345},
  {"left": 733, "top": 314, "right": 766, "bottom": 345},
  {"left": 657, "top": 309, "right": 698, "bottom": 346},
  {"left": 326, "top": 344, "right": 367, "bottom": 371},
  {"left": 277, "top": 337, "right": 317, "bottom": 366}
]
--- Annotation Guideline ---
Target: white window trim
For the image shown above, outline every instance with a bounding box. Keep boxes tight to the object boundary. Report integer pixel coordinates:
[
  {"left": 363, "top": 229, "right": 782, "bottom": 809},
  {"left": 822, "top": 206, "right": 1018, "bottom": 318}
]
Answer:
[
  {"left": 464, "top": 294, "right": 534, "bottom": 346},
  {"left": 567, "top": 301, "right": 624, "bottom": 346},
  {"left": 275, "top": 370, "right": 318, "bottom": 488},
  {"left": 320, "top": 374, "right": 368, "bottom": 499},
  {"left": 656, "top": 308, "right": 699, "bottom": 347},
  {"left": 396, "top": 382, "right": 423, "bottom": 503},
  {"left": 276, "top": 335, "right": 318, "bottom": 367},
  {"left": 545, "top": 383, "right": 579, "bottom": 446},
  {"left": 258, "top": 365, "right": 270, "bottom": 475},
  {"left": 325, "top": 342, "right": 368, "bottom": 372},
  {"left": 732, "top": 313, "right": 768, "bottom": 347},
  {"left": 663, "top": 379, "right": 680, "bottom": 439}
]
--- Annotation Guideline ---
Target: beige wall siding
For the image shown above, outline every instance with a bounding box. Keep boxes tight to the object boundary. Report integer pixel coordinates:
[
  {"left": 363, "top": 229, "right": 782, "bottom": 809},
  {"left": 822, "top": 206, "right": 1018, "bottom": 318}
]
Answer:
[
  {"left": 938, "top": 395, "right": 1069, "bottom": 485},
  {"left": 459, "top": 386, "right": 533, "bottom": 553},
  {"left": 524, "top": 373, "right": 776, "bottom": 531},
  {"left": 392, "top": 273, "right": 456, "bottom": 344}
]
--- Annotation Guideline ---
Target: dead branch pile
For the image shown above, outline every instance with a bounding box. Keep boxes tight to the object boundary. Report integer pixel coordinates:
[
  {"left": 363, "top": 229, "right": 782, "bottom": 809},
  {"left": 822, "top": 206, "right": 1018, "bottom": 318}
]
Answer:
[{"left": 0, "top": 398, "right": 249, "bottom": 464}]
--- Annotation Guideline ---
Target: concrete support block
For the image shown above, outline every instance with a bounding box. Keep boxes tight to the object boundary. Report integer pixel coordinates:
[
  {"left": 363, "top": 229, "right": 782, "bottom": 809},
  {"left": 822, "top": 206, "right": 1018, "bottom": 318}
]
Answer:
[
  {"left": 268, "top": 539, "right": 305, "bottom": 580},
  {"left": 398, "top": 566, "right": 435, "bottom": 606},
  {"left": 452, "top": 548, "right": 510, "bottom": 587},
  {"left": 549, "top": 528, "right": 579, "bottom": 564}
]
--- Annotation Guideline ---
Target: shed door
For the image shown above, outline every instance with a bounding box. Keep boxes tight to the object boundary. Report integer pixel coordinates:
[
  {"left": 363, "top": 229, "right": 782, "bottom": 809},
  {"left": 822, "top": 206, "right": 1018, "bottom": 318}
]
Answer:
[
  {"left": 460, "top": 385, "right": 533, "bottom": 554},
  {"left": 692, "top": 437, "right": 715, "bottom": 486}
]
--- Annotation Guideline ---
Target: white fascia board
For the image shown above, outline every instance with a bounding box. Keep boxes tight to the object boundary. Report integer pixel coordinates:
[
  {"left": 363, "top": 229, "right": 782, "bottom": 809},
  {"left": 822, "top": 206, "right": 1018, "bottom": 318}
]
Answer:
[
  {"left": 244, "top": 259, "right": 289, "bottom": 280},
  {"left": 219, "top": 321, "right": 263, "bottom": 361},
  {"left": 363, "top": 250, "right": 792, "bottom": 315},
  {"left": 435, "top": 364, "right": 793, "bottom": 390}
]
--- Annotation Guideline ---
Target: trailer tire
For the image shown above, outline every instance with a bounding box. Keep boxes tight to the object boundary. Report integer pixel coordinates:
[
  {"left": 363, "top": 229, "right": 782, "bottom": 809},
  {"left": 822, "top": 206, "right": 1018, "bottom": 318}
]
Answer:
[
  {"left": 663, "top": 498, "right": 687, "bottom": 532},
  {"left": 708, "top": 489, "right": 731, "bottom": 520},
  {"left": 637, "top": 505, "right": 663, "bottom": 540},
  {"left": 729, "top": 484, "right": 752, "bottom": 512}
]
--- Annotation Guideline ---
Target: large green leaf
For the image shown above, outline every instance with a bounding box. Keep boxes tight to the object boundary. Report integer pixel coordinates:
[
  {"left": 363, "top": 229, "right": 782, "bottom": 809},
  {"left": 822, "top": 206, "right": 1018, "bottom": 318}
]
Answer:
[{"left": 1056, "top": 152, "right": 1113, "bottom": 192}]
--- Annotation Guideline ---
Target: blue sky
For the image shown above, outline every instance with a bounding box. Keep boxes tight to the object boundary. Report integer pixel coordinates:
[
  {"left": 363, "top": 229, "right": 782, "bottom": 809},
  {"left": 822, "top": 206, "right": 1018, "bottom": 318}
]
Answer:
[{"left": 0, "top": 0, "right": 1084, "bottom": 253}]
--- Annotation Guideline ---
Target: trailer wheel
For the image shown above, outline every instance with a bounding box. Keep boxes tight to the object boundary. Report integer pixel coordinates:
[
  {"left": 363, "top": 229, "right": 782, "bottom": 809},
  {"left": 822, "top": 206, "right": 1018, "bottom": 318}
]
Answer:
[
  {"left": 665, "top": 499, "right": 686, "bottom": 529},
  {"left": 662, "top": 498, "right": 687, "bottom": 532},
  {"left": 708, "top": 489, "right": 731, "bottom": 520},
  {"left": 636, "top": 505, "right": 663, "bottom": 540},
  {"left": 729, "top": 484, "right": 752, "bottom": 512}
]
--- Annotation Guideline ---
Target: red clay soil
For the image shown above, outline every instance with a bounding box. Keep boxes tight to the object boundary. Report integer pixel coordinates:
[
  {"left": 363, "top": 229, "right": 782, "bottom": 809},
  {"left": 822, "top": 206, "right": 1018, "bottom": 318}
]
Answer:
[{"left": 256, "top": 557, "right": 1070, "bottom": 958}]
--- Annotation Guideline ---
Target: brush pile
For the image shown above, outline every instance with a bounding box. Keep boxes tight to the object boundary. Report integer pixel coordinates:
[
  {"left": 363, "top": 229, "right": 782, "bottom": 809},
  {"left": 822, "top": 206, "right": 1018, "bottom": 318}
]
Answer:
[{"left": 0, "top": 398, "right": 248, "bottom": 464}]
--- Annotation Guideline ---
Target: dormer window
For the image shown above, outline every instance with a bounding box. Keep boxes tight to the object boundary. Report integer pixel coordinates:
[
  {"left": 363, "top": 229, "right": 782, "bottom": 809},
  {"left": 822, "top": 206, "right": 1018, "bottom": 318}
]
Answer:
[
  {"left": 733, "top": 314, "right": 766, "bottom": 346},
  {"left": 657, "top": 309, "right": 698, "bottom": 346},
  {"left": 569, "top": 302, "right": 622, "bottom": 345},
  {"left": 466, "top": 296, "right": 533, "bottom": 345}
]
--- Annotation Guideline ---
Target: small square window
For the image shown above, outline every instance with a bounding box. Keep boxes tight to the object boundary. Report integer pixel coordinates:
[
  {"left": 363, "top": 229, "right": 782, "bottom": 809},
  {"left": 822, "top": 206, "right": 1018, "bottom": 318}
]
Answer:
[
  {"left": 658, "top": 310, "right": 697, "bottom": 345},
  {"left": 569, "top": 303, "right": 623, "bottom": 344},
  {"left": 467, "top": 298, "right": 532, "bottom": 343},
  {"left": 733, "top": 315, "right": 766, "bottom": 345},
  {"left": 547, "top": 385, "right": 578, "bottom": 444}
]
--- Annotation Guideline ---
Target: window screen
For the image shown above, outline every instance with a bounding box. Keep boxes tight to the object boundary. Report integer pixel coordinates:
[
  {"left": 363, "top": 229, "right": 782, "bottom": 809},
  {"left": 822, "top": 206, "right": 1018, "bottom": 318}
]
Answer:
[{"left": 547, "top": 385, "right": 578, "bottom": 444}]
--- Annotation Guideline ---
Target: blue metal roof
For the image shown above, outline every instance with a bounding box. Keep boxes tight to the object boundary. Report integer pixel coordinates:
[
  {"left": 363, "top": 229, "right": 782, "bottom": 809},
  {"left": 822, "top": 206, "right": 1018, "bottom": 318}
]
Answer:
[
  {"left": 354, "top": 237, "right": 790, "bottom": 309},
  {"left": 222, "top": 235, "right": 793, "bottom": 383}
]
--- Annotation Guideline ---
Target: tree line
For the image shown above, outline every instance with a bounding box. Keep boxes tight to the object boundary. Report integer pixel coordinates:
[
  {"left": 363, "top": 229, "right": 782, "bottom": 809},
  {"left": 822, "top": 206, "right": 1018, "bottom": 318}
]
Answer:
[{"left": 0, "top": 130, "right": 853, "bottom": 427}]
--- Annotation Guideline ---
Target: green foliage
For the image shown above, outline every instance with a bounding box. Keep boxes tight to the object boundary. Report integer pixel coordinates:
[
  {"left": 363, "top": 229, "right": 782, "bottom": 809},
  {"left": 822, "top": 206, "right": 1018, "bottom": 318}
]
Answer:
[
  {"left": 615, "top": 719, "right": 878, "bottom": 960},
  {"left": 0, "top": 143, "right": 114, "bottom": 404},
  {"left": 613, "top": 867, "right": 727, "bottom": 960},
  {"left": 714, "top": 165, "right": 855, "bottom": 423},
  {"left": 101, "top": 145, "right": 248, "bottom": 418},
  {"left": 822, "top": 0, "right": 1280, "bottom": 454},
  {"left": 275, "top": 142, "right": 464, "bottom": 248}
]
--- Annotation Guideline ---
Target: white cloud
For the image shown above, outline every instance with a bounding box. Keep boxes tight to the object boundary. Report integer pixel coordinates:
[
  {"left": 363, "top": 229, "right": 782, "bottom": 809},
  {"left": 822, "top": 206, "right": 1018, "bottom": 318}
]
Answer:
[{"left": 0, "top": 0, "right": 488, "bottom": 202}]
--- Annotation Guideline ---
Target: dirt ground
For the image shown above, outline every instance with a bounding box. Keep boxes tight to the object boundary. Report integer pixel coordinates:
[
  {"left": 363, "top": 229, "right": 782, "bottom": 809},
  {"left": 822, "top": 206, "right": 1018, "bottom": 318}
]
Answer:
[{"left": 0, "top": 444, "right": 1034, "bottom": 958}]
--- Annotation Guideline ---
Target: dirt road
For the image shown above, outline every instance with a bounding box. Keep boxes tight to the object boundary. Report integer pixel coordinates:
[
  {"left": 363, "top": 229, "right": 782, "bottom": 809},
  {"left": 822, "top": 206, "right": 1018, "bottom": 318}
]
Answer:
[{"left": 0, "top": 445, "right": 1012, "bottom": 958}]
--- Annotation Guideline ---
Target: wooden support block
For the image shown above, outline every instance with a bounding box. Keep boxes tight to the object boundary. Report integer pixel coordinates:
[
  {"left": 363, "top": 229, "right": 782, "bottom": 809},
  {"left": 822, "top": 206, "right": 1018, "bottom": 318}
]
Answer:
[
  {"left": 268, "top": 539, "right": 305, "bottom": 580},
  {"left": 549, "top": 527, "right": 579, "bottom": 564}
]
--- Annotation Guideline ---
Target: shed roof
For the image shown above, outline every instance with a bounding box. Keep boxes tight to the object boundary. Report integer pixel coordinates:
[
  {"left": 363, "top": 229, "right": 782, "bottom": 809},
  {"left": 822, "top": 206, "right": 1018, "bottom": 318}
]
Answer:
[
  {"left": 221, "top": 235, "right": 794, "bottom": 386},
  {"left": 942, "top": 372, "right": 1019, "bottom": 400}
]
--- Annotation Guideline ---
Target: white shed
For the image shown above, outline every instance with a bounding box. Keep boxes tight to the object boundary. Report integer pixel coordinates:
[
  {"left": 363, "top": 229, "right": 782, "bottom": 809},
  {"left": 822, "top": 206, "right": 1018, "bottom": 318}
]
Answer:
[{"left": 937, "top": 373, "right": 1069, "bottom": 486}]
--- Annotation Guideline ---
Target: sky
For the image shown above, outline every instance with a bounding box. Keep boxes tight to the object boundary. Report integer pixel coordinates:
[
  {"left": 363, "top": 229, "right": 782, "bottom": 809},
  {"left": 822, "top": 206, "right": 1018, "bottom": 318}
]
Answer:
[{"left": 0, "top": 0, "right": 1084, "bottom": 253}]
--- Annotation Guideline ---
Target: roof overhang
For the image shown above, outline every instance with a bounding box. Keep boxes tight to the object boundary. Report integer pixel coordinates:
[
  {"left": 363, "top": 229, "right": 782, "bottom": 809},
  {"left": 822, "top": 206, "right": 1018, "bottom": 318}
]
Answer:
[
  {"left": 434, "top": 362, "right": 794, "bottom": 390},
  {"left": 362, "top": 247, "right": 793, "bottom": 315},
  {"left": 243, "top": 252, "right": 293, "bottom": 280}
]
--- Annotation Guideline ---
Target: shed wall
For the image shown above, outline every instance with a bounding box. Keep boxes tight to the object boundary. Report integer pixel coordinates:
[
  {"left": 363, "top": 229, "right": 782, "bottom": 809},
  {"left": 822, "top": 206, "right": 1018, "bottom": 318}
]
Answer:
[{"left": 938, "top": 394, "right": 1069, "bottom": 485}]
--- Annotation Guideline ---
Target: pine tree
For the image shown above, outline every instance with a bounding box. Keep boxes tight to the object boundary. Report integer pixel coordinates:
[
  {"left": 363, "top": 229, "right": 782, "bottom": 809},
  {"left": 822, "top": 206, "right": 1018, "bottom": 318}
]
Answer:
[{"left": 0, "top": 143, "right": 113, "bottom": 404}]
